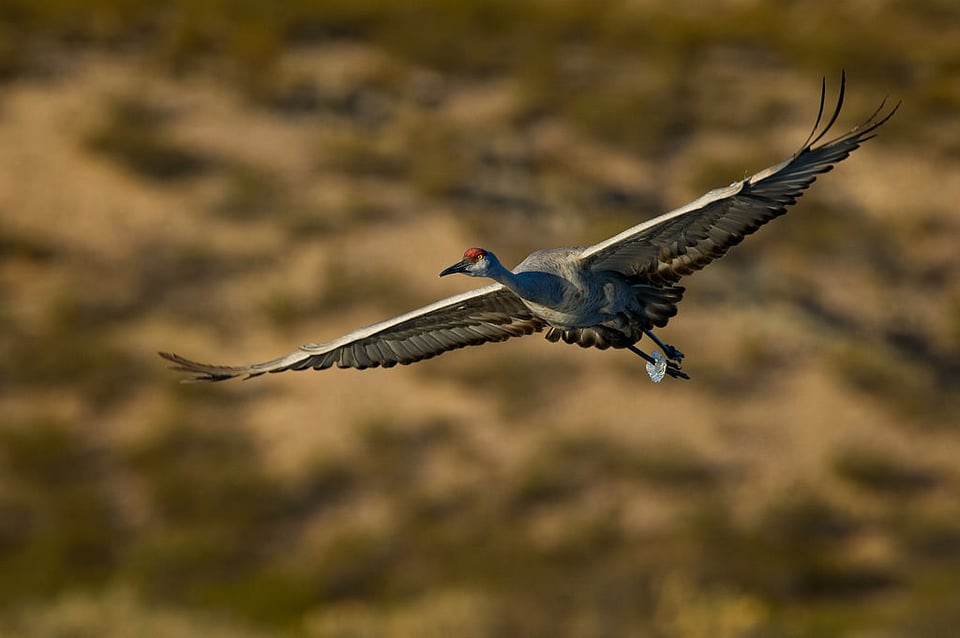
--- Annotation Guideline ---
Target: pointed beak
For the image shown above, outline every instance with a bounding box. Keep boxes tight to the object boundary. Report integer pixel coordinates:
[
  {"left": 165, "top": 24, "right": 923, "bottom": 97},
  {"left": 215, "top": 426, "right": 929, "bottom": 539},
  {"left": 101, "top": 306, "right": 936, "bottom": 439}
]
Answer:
[{"left": 439, "top": 259, "right": 470, "bottom": 277}]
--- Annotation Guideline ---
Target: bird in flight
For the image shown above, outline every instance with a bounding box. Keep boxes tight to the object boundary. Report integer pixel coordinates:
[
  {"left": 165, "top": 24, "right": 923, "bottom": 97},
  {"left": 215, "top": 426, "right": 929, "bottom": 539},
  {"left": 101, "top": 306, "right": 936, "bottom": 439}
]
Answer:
[{"left": 160, "top": 74, "right": 897, "bottom": 383}]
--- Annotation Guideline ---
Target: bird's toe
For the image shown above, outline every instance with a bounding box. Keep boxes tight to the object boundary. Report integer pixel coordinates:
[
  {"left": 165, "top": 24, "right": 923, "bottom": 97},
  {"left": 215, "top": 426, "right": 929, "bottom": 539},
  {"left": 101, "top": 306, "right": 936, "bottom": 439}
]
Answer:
[{"left": 663, "top": 345, "right": 684, "bottom": 364}]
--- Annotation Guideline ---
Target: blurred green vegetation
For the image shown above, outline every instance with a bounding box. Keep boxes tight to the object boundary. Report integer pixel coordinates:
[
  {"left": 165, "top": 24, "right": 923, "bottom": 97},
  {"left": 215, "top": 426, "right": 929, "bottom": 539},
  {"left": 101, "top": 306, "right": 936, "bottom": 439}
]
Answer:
[
  {"left": 3, "top": 0, "right": 959, "bottom": 151},
  {"left": 3, "top": 415, "right": 959, "bottom": 636},
  {"left": 1, "top": 0, "right": 959, "bottom": 636}
]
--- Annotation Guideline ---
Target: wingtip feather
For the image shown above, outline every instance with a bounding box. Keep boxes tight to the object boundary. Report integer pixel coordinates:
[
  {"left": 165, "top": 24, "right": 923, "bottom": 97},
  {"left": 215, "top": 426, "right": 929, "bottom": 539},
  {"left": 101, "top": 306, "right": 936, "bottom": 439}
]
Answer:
[{"left": 158, "top": 350, "right": 247, "bottom": 382}]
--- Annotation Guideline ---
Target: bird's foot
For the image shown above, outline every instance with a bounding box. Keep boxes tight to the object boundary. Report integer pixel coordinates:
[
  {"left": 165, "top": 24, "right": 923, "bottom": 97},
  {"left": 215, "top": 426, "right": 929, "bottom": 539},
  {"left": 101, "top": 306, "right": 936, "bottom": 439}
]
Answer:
[
  {"left": 634, "top": 347, "right": 690, "bottom": 382},
  {"left": 661, "top": 344, "right": 684, "bottom": 366},
  {"left": 665, "top": 363, "right": 690, "bottom": 380},
  {"left": 642, "top": 328, "right": 684, "bottom": 366}
]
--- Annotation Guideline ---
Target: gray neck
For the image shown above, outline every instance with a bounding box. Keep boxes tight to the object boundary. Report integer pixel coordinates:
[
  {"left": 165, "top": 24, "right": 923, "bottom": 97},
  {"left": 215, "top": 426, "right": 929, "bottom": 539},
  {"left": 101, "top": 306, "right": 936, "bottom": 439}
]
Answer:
[{"left": 486, "top": 260, "right": 567, "bottom": 307}]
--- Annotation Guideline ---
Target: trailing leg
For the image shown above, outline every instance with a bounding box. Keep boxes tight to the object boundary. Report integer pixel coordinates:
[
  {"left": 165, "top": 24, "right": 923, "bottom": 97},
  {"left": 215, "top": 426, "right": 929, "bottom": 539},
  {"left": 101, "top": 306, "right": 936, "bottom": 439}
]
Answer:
[
  {"left": 643, "top": 327, "right": 684, "bottom": 365},
  {"left": 626, "top": 344, "right": 689, "bottom": 380}
]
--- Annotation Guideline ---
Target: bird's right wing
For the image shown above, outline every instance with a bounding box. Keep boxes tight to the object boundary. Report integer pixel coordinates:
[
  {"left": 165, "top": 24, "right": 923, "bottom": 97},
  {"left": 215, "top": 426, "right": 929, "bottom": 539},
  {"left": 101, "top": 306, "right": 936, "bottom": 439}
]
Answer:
[
  {"left": 579, "top": 74, "right": 899, "bottom": 286},
  {"left": 160, "top": 284, "right": 543, "bottom": 381}
]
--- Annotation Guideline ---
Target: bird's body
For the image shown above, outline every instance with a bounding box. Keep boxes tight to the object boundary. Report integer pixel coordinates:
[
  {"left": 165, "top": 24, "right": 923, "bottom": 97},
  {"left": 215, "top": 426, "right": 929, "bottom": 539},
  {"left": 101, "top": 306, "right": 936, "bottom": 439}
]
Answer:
[
  {"left": 486, "top": 248, "right": 615, "bottom": 328},
  {"left": 161, "top": 75, "right": 898, "bottom": 382},
  {"left": 489, "top": 247, "right": 684, "bottom": 347}
]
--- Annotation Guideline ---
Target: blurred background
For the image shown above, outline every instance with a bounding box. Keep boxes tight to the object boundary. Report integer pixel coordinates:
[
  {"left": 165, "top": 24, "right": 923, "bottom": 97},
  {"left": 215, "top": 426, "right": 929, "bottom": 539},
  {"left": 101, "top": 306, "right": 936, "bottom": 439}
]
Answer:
[{"left": 1, "top": 1, "right": 959, "bottom": 636}]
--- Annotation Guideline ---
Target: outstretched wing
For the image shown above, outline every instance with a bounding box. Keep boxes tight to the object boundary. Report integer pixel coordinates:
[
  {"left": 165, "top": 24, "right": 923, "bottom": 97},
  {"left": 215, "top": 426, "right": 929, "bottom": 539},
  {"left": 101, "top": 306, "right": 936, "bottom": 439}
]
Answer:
[
  {"left": 580, "top": 73, "right": 899, "bottom": 286},
  {"left": 160, "top": 284, "right": 544, "bottom": 381}
]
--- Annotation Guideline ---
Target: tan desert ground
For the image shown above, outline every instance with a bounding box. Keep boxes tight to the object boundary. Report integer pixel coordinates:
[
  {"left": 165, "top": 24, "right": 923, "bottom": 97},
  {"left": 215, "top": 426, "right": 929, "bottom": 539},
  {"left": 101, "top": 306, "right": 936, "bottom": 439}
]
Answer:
[{"left": 1, "top": 1, "right": 959, "bottom": 636}]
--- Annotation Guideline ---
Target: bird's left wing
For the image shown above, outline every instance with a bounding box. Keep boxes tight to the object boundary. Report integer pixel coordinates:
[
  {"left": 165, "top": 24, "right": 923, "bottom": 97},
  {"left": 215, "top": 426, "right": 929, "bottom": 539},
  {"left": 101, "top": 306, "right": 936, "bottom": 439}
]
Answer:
[
  {"left": 579, "top": 74, "right": 899, "bottom": 285},
  {"left": 160, "top": 283, "right": 543, "bottom": 381}
]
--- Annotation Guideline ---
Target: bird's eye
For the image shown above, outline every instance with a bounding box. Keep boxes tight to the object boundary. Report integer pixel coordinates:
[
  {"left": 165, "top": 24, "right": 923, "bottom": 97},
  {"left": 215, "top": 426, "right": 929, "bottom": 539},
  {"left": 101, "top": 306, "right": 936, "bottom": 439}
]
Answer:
[{"left": 476, "top": 254, "right": 484, "bottom": 261}]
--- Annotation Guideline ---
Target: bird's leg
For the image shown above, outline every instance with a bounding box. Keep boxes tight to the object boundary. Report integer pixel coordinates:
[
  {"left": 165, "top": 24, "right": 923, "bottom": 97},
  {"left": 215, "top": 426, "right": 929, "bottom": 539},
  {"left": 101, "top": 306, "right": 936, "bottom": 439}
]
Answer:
[
  {"left": 643, "top": 327, "right": 684, "bottom": 365},
  {"left": 626, "top": 344, "right": 690, "bottom": 380}
]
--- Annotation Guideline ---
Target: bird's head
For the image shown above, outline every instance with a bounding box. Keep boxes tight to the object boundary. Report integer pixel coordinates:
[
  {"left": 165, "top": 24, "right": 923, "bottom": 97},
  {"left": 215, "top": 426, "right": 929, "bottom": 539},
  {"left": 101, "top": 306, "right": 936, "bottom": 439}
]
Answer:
[{"left": 439, "top": 247, "right": 498, "bottom": 278}]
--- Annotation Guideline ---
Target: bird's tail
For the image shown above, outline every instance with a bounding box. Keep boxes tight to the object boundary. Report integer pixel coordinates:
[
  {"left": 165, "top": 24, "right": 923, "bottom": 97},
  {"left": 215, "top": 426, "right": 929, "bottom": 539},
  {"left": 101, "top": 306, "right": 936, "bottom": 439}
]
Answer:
[{"left": 543, "top": 285, "right": 685, "bottom": 349}]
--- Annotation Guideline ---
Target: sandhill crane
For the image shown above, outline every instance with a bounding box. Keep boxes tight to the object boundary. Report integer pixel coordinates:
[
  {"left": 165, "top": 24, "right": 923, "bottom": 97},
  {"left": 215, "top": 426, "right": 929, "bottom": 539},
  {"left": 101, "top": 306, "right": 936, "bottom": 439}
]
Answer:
[{"left": 160, "top": 75, "right": 897, "bottom": 383}]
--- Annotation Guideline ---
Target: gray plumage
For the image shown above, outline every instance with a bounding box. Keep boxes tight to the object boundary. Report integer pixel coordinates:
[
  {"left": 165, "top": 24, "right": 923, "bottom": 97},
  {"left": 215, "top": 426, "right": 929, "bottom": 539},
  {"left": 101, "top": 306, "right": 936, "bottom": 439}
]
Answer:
[{"left": 160, "top": 74, "right": 897, "bottom": 382}]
